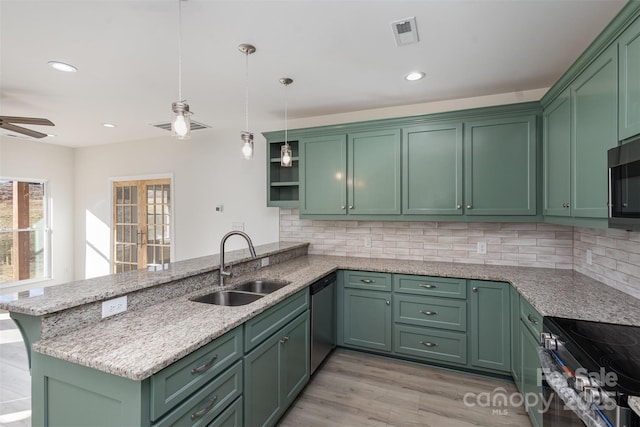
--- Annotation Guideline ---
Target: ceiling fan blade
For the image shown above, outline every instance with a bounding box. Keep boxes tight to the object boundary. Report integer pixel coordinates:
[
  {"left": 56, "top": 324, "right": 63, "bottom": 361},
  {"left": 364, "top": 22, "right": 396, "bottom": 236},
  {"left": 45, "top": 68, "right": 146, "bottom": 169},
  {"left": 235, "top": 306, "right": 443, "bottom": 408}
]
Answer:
[
  {"left": 0, "top": 123, "right": 49, "bottom": 138},
  {"left": 0, "top": 116, "right": 54, "bottom": 126}
]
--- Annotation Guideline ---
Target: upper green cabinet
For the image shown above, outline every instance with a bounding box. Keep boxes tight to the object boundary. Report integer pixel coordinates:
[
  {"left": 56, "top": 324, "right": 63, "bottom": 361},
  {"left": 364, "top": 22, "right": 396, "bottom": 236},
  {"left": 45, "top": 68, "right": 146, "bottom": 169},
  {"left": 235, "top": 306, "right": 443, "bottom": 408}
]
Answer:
[
  {"left": 265, "top": 138, "right": 300, "bottom": 208},
  {"left": 572, "top": 44, "right": 618, "bottom": 219},
  {"left": 402, "top": 124, "right": 463, "bottom": 215},
  {"left": 619, "top": 15, "right": 640, "bottom": 141},
  {"left": 543, "top": 89, "right": 571, "bottom": 217},
  {"left": 464, "top": 115, "right": 537, "bottom": 216},
  {"left": 300, "top": 129, "right": 401, "bottom": 216}
]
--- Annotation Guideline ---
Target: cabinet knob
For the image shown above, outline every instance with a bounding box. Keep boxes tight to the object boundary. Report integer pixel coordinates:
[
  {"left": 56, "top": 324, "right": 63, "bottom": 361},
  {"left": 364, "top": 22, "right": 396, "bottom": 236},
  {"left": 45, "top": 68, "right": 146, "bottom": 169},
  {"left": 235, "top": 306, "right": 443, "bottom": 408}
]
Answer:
[
  {"left": 456, "top": 204, "right": 462, "bottom": 209},
  {"left": 472, "top": 287, "right": 478, "bottom": 293},
  {"left": 386, "top": 300, "right": 390, "bottom": 305},
  {"left": 341, "top": 206, "right": 346, "bottom": 210},
  {"left": 279, "top": 336, "right": 290, "bottom": 345},
  {"left": 348, "top": 205, "right": 354, "bottom": 209},
  {"left": 527, "top": 314, "right": 539, "bottom": 325},
  {"left": 466, "top": 204, "right": 472, "bottom": 209}
]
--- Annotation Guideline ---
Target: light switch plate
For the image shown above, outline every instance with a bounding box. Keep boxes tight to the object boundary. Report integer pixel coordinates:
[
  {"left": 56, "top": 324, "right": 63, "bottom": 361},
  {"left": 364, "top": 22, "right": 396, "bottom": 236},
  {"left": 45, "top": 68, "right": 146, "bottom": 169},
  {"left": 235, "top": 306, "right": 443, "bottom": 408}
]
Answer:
[
  {"left": 261, "top": 257, "right": 270, "bottom": 267},
  {"left": 101, "top": 296, "right": 127, "bottom": 318}
]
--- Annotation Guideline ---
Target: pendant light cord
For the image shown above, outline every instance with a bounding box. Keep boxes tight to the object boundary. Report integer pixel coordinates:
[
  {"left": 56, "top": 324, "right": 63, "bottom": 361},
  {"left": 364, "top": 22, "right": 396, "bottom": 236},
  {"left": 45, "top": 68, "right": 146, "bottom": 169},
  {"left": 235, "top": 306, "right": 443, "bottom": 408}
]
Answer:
[
  {"left": 178, "top": 0, "right": 183, "bottom": 101},
  {"left": 245, "top": 52, "right": 250, "bottom": 132},
  {"left": 284, "top": 82, "right": 288, "bottom": 146}
]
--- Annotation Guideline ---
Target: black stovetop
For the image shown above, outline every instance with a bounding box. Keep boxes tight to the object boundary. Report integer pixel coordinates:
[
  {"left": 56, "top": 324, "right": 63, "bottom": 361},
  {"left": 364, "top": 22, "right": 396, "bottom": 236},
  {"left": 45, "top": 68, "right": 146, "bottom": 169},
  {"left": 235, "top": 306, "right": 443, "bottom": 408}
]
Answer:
[{"left": 545, "top": 317, "right": 640, "bottom": 397}]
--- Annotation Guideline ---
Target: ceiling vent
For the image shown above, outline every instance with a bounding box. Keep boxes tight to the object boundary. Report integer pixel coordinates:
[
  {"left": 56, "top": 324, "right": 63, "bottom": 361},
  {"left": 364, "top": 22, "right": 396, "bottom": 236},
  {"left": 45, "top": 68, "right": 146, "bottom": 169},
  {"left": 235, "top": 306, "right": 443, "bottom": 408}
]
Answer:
[
  {"left": 151, "top": 120, "right": 211, "bottom": 132},
  {"left": 391, "top": 17, "right": 419, "bottom": 46}
]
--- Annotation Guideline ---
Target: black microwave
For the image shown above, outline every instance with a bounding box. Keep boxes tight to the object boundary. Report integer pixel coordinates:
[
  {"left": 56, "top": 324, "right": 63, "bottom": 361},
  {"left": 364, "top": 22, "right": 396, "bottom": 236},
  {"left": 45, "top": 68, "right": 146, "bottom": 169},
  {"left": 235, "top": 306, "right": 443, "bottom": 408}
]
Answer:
[{"left": 608, "top": 137, "right": 640, "bottom": 231}]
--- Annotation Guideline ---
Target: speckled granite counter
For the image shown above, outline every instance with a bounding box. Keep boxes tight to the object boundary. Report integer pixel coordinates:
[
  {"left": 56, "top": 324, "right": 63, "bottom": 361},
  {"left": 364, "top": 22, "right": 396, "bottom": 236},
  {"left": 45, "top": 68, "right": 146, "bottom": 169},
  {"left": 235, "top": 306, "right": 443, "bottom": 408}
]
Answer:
[
  {"left": 630, "top": 396, "right": 640, "bottom": 417},
  {"left": 27, "top": 254, "right": 640, "bottom": 381}
]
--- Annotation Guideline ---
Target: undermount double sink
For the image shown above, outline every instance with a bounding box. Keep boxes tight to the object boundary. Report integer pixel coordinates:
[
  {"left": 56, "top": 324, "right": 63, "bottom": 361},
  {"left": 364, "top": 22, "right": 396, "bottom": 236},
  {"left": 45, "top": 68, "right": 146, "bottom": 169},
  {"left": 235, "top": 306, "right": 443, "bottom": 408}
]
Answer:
[{"left": 191, "top": 279, "right": 291, "bottom": 306}]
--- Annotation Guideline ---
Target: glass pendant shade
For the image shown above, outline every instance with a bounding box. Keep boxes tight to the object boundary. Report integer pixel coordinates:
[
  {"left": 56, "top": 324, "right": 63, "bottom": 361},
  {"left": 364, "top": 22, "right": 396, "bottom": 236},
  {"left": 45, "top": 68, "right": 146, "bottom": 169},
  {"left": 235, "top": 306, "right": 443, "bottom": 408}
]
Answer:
[
  {"left": 171, "top": 101, "right": 191, "bottom": 139},
  {"left": 281, "top": 143, "right": 292, "bottom": 167},
  {"left": 241, "top": 131, "right": 254, "bottom": 160}
]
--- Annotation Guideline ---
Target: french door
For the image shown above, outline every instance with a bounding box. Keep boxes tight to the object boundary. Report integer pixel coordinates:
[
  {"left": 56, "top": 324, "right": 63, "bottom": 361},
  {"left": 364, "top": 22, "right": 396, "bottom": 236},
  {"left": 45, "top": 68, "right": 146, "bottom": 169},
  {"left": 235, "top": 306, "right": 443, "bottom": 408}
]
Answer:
[{"left": 113, "top": 179, "right": 172, "bottom": 273}]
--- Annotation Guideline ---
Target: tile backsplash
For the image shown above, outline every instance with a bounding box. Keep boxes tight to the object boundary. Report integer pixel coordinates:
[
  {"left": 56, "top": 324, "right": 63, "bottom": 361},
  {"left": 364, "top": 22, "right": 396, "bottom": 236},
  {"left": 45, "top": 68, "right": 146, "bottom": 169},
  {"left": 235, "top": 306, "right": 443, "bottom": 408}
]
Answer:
[{"left": 279, "top": 209, "right": 640, "bottom": 299}]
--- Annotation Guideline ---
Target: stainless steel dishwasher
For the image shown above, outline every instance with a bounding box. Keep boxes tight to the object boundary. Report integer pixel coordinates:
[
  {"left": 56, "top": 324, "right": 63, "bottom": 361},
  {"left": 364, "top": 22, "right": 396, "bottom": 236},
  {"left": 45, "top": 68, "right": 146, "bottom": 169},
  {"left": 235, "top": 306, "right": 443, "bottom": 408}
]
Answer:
[{"left": 310, "top": 272, "right": 336, "bottom": 375}]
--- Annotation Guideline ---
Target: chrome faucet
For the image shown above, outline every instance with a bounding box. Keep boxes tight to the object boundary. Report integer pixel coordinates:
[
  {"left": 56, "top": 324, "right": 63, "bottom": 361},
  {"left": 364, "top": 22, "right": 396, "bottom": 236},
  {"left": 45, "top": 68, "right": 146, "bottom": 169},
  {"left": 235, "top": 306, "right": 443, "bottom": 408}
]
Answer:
[{"left": 219, "top": 231, "right": 257, "bottom": 287}]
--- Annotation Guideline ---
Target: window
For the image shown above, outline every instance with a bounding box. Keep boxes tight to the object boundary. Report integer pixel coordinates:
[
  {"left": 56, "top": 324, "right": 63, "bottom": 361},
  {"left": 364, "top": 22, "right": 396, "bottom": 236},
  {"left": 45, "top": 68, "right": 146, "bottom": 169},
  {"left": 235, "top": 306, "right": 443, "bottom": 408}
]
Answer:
[
  {"left": 113, "top": 179, "right": 172, "bottom": 273},
  {"left": 0, "top": 179, "right": 50, "bottom": 285}
]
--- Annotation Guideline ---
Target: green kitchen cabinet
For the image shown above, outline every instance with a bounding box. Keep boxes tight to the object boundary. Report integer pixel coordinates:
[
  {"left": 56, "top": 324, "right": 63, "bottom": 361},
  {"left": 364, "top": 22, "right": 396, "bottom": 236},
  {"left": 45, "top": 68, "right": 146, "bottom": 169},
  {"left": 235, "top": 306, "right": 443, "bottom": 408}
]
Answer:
[
  {"left": 543, "top": 88, "right": 572, "bottom": 217},
  {"left": 300, "top": 129, "right": 401, "bottom": 216},
  {"left": 266, "top": 139, "right": 299, "bottom": 207},
  {"left": 469, "top": 280, "right": 511, "bottom": 373},
  {"left": 464, "top": 115, "right": 537, "bottom": 216},
  {"left": 519, "top": 298, "right": 543, "bottom": 427},
  {"left": 619, "top": 15, "right": 640, "bottom": 141},
  {"left": 571, "top": 43, "right": 618, "bottom": 218},
  {"left": 402, "top": 123, "right": 463, "bottom": 215},
  {"left": 510, "top": 285, "right": 521, "bottom": 387},
  {"left": 244, "top": 311, "right": 310, "bottom": 427},
  {"left": 299, "top": 134, "right": 347, "bottom": 214},
  {"left": 341, "top": 288, "right": 392, "bottom": 352}
]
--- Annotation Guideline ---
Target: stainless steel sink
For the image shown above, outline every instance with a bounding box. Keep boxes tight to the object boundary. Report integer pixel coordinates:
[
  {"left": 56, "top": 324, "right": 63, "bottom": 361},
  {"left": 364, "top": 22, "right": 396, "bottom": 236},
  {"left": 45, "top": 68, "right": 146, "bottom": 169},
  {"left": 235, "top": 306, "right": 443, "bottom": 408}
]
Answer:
[
  {"left": 233, "top": 279, "right": 290, "bottom": 294},
  {"left": 191, "top": 290, "right": 264, "bottom": 306}
]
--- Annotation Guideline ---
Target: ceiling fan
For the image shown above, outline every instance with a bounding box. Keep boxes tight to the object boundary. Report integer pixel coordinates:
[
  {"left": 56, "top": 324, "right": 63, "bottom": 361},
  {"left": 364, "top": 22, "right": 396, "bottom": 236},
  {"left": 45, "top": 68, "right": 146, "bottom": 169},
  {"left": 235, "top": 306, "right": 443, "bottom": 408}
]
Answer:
[{"left": 0, "top": 115, "right": 54, "bottom": 138}]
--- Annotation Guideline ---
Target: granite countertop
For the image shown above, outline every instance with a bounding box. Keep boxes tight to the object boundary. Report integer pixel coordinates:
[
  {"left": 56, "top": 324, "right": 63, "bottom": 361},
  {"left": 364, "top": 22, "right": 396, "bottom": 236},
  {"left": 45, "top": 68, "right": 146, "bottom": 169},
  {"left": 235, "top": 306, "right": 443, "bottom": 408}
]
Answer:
[
  {"left": 629, "top": 396, "right": 640, "bottom": 417},
  {"left": 31, "top": 254, "right": 640, "bottom": 381},
  {"left": 0, "top": 241, "right": 307, "bottom": 316}
]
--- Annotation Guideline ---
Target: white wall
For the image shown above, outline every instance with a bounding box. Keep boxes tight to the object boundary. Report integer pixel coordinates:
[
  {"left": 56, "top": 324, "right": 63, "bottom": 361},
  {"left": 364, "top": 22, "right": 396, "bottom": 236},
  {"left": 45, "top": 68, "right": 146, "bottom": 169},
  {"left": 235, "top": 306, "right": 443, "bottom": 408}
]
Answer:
[
  {"left": 73, "top": 126, "right": 280, "bottom": 279},
  {"left": 0, "top": 137, "right": 75, "bottom": 292}
]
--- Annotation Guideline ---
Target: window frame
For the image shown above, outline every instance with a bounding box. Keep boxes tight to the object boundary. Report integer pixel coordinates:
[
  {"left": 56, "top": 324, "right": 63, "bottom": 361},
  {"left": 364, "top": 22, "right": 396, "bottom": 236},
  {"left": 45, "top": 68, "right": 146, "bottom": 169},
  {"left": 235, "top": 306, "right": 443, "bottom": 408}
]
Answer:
[{"left": 0, "top": 177, "right": 52, "bottom": 288}]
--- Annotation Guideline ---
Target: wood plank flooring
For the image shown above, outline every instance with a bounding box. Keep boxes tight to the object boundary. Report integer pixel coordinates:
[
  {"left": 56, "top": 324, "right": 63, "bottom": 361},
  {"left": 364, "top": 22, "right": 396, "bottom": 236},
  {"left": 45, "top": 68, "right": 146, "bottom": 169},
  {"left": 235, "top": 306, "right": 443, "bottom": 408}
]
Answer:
[
  {"left": 278, "top": 349, "right": 533, "bottom": 427},
  {"left": 0, "top": 311, "right": 31, "bottom": 427}
]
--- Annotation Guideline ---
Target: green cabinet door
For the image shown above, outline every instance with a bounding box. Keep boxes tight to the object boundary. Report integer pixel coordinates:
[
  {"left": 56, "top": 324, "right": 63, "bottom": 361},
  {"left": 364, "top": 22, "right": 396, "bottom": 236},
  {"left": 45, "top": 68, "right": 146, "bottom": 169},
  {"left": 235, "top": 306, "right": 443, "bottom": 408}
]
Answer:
[
  {"left": 348, "top": 129, "right": 401, "bottom": 214},
  {"left": 543, "top": 89, "right": 572, "bottom": 217},
  {"left": 619, "top": 16, "right": 640, "bottom": 141},
  {"left": 572, "top": 43, "right": 618, "bottom": 218},
  {"left": 300, "top": 134, "right": 347, "bottom": 214},
  {"left": 464, "top": 115, "right": 537, "bottom": 216},
  {"left": 469, "top": 281, "right": 511, "bottom": 373},
  {"left": 402, "top": 124, "right": 463, "bottom": 215},
  {"left": 244, "top": 311, "right": 310, "bottom": 427},
  {"left": 342, "top": 289, "right": 392, "bottom": 352},
  {"left": 510, "top": 286, "right": 521, "bottom": 389},
  {"left": 521, "top": 320, "right": 543, "bottom": 427}
]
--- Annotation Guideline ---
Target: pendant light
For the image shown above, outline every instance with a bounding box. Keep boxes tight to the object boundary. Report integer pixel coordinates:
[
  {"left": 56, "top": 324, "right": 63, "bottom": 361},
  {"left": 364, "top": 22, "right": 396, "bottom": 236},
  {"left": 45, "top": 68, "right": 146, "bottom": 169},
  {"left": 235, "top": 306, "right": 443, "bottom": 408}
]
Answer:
[
  {"left": 171, "top": 0, "right": 191, "bottom": 140},
  {"left": 279, "top": 77, "right": 293, "bottom": 167},
  {"left": 239, "top": 43, "right": 256, "bottom": 159}
]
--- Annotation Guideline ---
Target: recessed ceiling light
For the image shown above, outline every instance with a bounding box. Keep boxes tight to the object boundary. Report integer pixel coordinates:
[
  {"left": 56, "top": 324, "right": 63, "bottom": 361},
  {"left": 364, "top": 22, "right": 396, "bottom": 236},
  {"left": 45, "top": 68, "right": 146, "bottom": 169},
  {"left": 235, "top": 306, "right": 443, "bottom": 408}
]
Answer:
[
  {"left": 48, "top": 61, "right": 78, "bottom": 73},
  {"left": 102, "top": 123, "right": 116, "bottom": 128},
  {"left": 47, "top": 134, "right": 56, "bottom": 138},
  {"left": 405, "top": 71, "right": 425, "bottom": 81}
]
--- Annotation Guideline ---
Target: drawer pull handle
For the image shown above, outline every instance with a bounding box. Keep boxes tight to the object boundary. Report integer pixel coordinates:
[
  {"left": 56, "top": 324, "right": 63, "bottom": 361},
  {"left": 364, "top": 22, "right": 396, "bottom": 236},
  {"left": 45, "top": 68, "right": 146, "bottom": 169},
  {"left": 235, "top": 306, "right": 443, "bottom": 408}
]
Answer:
[
  {"left": 360, "top": 279, "right": 375, "bottom": 284},
  {"left": 420, "top": 310, "right": 437, "bottom": 316},
  {"left": 420, "top": 341, "right": 438, "bottom": 348},
  {"left": 527, "top": 314, "right": 539, "bottom": 325},
  {"left": 191, "top": 395, "right": 218, "bottom": 420},
  {"left": 191, "top": 354, "right": 219, "bottom": 375},
  {"left": 419, "top": 284, "right": 436, "bottom": 289},
  {"left": 280, "top": 336, "right": 290, "bottom": 345}
]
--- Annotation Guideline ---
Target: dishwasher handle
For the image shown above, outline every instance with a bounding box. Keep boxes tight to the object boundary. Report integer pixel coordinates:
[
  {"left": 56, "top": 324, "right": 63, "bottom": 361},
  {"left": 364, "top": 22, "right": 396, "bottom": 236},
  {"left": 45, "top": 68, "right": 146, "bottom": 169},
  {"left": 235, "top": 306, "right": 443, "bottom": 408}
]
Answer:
[{"left": 310, "top": 273, "right": 337, "bottom": 295}]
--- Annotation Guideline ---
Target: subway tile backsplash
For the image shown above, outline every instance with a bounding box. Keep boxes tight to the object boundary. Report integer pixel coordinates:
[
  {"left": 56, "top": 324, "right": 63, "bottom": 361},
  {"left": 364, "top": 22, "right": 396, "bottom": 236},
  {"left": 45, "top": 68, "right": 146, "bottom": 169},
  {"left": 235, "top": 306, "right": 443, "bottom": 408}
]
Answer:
[{"left": 279, "top": 209, "right": 640, "bottom": 299}]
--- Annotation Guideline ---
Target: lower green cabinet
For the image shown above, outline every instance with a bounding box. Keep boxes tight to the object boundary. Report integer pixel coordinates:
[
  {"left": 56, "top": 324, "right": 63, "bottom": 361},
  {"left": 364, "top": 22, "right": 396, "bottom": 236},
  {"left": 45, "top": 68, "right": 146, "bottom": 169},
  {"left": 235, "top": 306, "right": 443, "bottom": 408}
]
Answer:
[
  {"left": 510, "top": 286, "right": 521, "bottom": 386},
  {"left": 519, "top": 299, "right": 544, "bottom": 427},
  {"left": 243, "top": 311, "right": 310, "bottom": 427},
  {"left": 469, "top": 280, "right": 511, "bottom": 373},
  {"left": 341, "top": 288, "right": 392, "bottom": 352}
]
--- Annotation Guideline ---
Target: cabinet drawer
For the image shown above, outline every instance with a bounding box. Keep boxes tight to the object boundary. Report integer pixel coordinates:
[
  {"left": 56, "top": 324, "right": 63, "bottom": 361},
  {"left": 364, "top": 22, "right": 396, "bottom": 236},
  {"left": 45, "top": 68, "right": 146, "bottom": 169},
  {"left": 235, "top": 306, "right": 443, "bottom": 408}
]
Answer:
[
  {"left": 344, "top": 270, "right": 391, "bottom": 291},
  {"left": 150, "top": 327, "right": 242, "bottom": 421},
  {"left": 394, "top": 295, "right": 467, "bottom": 332},
  {"left": 393, "top": 325, "right": 467, "bottom": 365},
  {"left": 520, "top": 298, "right": 543, "bottom": 336},
  {"left": 244, "top": 290, "right": 309, "bottom": 352},
  {"left": 208, "top": 397, "right": 243, "bottom": 427},
  {"left": 153, "top": 360, "right": 243, "bottom": 427},
  {"left": 393, "top": 274, "right": 466, "bottom": 299}
]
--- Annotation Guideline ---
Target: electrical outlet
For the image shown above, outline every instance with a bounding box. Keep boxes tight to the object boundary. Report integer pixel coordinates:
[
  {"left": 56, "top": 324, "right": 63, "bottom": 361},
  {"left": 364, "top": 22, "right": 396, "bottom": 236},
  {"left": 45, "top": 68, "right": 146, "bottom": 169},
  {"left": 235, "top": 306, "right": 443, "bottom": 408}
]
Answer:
[
  {"left": 586, "top": 249, "right": 593, "bottom": 266},
  {"left": 101, "top": 296, "right": 127, "bottom": 319},
  {"left": 232, "top": 222, "right": 244, "bottom": 231},
  {"left": 477, "top": 242, "right": 487, "bottom": 254},
  {"left": 364, "top": 237, "right": 372, "bottom": 248},
  {"left": 261, "top": 257, "right": 270, "bottom": 267},
  {"left": 215, "top": 204, "right": 223, "bottom": 213}
]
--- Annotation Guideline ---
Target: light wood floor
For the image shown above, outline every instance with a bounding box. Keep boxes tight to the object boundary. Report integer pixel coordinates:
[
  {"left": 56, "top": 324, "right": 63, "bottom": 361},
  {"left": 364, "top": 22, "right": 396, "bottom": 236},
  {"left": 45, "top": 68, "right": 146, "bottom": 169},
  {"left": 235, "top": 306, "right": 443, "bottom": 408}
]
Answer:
[
  {"left": 0, "top": 311, "right": 31, "bottom": 427},
  {"left": 278, "top": 349, "right": 533, "bottom": 427}
]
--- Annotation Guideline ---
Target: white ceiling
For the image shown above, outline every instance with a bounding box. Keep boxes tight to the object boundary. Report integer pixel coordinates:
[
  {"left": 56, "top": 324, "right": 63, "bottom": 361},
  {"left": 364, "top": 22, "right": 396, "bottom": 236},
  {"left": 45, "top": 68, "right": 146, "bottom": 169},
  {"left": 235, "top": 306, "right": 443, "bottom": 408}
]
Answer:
[{"left": 0, "top": 0, "right": 628, "bottom": 148}]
